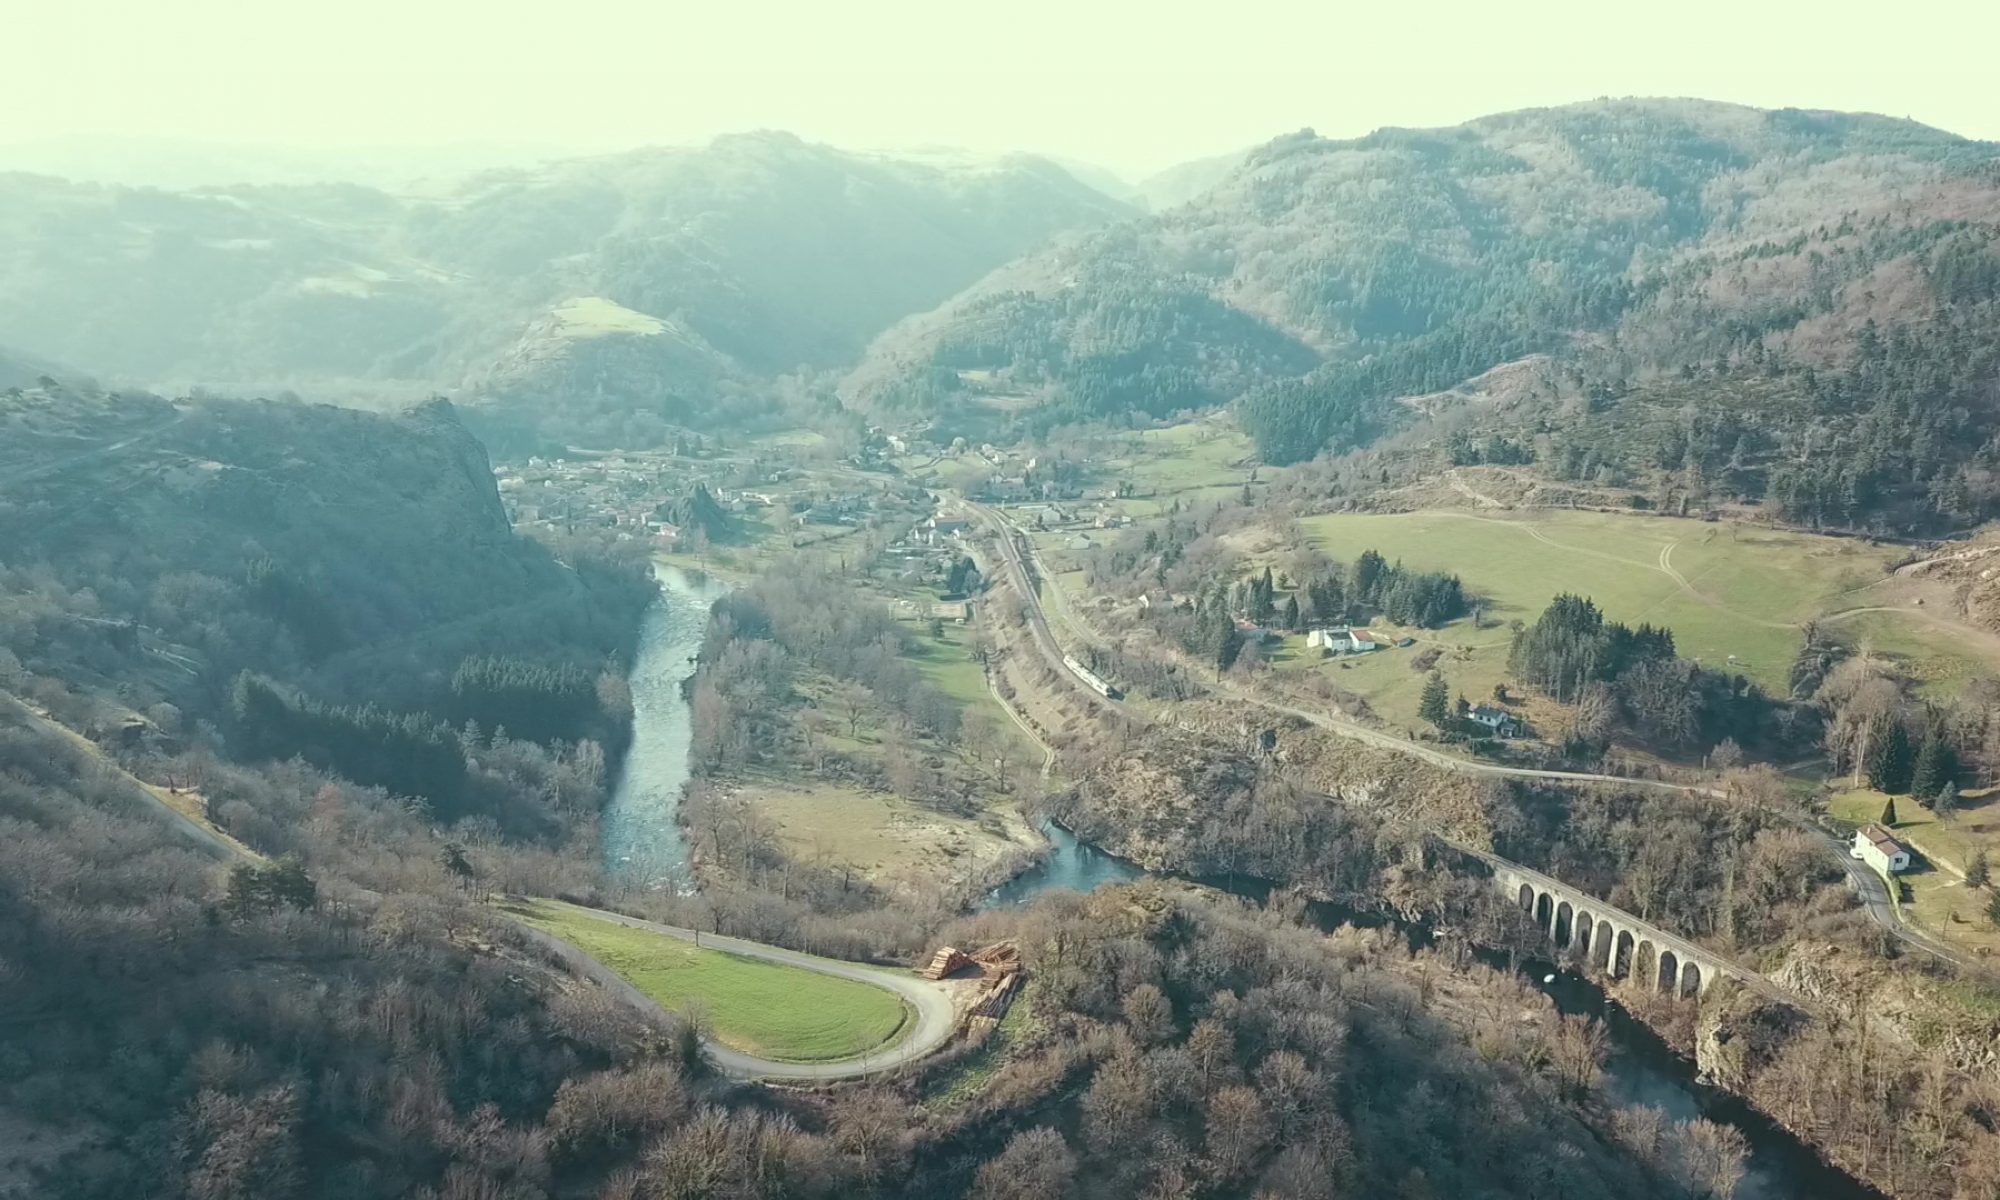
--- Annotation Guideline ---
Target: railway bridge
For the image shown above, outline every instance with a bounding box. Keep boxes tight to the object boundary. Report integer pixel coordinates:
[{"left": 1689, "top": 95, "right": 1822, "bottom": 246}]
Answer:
[{"left": 1450, "top": 843, "right": 1765, "bottom": 1000}]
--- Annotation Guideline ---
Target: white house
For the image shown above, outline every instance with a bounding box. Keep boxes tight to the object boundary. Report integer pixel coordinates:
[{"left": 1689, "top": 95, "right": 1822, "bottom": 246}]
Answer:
[
  {"left": 1851, "top": 825, "right": 1913, "bottom": 875},
  {"left": 1465, "top": 704, "right": 1523, "bottom": 738},
  {"left": 1307, "top": 625, "right": 1380, "bottom": 656}
]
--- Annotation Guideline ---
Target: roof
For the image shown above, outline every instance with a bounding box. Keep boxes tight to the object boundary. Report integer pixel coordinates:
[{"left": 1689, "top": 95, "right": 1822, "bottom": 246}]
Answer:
[
  {"left": 1863, "top": 825, "right": 1909, "bottom": 855},
  {"left": 1468, "top": 704, "right": 1512, "bottom": 721}
]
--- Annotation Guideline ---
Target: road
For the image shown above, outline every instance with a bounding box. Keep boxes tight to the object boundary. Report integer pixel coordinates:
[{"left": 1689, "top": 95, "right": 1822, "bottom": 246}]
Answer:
[
  {"left": 4, "top": 694, "right": 964, "bottom": 1078},
  {"left": 966, "top": 499, "right": 1977, "bottom": 971},
  {"left": 1782, "top": 815, "right": 1966, "bottom": 964},
  {"left": 968, "top": 499, "right": 1710, "bottom": 797},
  {"left": 2, "top": 693, "right": 243, "bottom": 863},
  {"left": 514, "top": 904, "right": 960, "bottom": 1081}
]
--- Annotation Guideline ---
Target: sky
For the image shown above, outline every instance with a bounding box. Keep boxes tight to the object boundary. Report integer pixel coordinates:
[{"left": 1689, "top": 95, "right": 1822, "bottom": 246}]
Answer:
[{"left": 7, "top": 0, "right": 1998, "bottom": 179}]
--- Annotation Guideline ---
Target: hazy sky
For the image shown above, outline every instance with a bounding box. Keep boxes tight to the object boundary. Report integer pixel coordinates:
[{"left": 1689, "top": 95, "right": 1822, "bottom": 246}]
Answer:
[{"left": 9, "top": 0, "right": 1998, "bottom": 177}]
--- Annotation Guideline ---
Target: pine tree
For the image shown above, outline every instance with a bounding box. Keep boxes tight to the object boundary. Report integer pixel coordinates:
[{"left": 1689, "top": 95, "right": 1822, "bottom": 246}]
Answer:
[
  {"left": 1988, "top": 889, "right": 2000, "bottom": 928},
  {"left": 1880, "top": 795, "right": 1899, "bottom": 828},
  {"left": 1282, "top": 593, "right": 1302, "bottom": 631},
  {"left": 1250, "top": 567, "right": 1276, "bottom": 623},
  {"left": 1419, "top": 672, "right": 1452, "bottom": 731},
  {"left": 1966, "top": 848, "right": 1990, "bottom": 889},
  {"left": 1935, "top": 782, "right": 1960, "bottom": 818},
  {"left": 1867, "top": 720, "right": 1914, "bottom": 794},
  {"left": 1910, "top": 725, "right": 1953, "bottom": 800}
]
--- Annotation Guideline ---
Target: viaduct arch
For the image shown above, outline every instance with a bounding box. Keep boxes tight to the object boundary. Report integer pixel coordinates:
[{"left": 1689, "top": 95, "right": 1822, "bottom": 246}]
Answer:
[{"left": 1481, "top": 847, "right": 1743, "bottom": 998}]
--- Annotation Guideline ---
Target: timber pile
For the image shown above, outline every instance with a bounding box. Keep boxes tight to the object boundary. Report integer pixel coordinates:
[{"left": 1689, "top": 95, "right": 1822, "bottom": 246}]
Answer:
[
  {"left": 970, "top": 941, "right": 1021, "bottom": 978},
  {"left": 969, "top": 971, "right": 1022, "bottom": 1019},
  {"left": 921, "top": 946, "right": 972, "bottom": 980}
]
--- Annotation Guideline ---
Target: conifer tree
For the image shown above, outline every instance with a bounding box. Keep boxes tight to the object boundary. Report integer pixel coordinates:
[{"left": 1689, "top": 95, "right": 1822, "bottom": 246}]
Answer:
[
  {"left": 1419, "top": 672, "right": 1452, "bottom": 731},
  {"left": 1867, "top": 720, "right": 1914, "bottom": 794},
  {"left": 1910, "top": 725, "right": 1954, "bottom": 801}
]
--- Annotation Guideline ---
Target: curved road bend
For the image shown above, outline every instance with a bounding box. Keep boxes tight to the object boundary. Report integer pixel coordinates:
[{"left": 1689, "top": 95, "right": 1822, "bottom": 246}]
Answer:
[
  {"left": 965, "top": 501, "right": 1975, "bottom": 969},
  {"left": 513, "top": 905, "right": 959, "bottom": 1082}
]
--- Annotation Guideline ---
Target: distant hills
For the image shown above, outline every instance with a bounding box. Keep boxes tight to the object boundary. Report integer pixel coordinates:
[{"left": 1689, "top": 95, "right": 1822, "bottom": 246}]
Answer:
[
  {"left": 0, "top": 132, "right": 1131, "bottom": 449},
  {"left": 11, "top": 101, "right": 2000, "bottom": 533},
  {"left": 847, "top": 99, "right": 2000, "bottom": 461}
]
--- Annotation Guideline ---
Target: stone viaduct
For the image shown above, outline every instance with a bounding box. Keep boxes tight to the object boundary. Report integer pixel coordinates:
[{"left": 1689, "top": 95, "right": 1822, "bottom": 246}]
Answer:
[{"left": 1449, "top": 843, "right": 1762, "bottom": 1000}]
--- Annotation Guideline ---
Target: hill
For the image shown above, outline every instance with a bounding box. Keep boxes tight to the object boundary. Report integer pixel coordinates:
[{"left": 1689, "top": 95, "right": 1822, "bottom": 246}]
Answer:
[
  {"left": 845, "top": 100, "right": 2000, "bottom": 527},
  {"left": 0, "top": 135, "right": 1130, "bottom": 449},
  {"left": 0, "top": 384, "right": 651, "bottom": 719}
]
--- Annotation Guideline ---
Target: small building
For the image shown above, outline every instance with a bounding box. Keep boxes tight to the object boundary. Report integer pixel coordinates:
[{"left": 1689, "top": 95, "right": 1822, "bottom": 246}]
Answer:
[
  {"left": 1233, "top": 617, "right": 1280, "bottom": 644},
  {"left": 924, "top": 516, "right": 971, "bottom": 545},
  {"left": 1308, "top": 625, "right": 1380, "bottom": 656},
  {"left": 1466, "top": 704, "right": 1523, "bottom": 738},
  {"left": 1851, "top": 825, "right": 1912, "bottom": 875}
]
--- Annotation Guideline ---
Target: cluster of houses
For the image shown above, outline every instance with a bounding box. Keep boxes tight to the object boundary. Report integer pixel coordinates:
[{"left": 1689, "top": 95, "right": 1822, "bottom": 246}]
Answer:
[{"left": 495, "top": 451, "right": 917, "bottom": 549}]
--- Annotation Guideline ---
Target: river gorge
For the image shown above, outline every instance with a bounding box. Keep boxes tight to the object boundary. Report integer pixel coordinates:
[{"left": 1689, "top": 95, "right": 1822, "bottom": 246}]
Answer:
[{"left": 604, "top": 574, "right": 1880, "bottom": 1200}]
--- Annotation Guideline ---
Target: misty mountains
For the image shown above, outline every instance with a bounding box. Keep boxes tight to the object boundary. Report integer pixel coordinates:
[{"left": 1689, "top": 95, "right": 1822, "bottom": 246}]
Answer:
[
  {"left": 0, "top": 132, "right": 1130, "bottom": 447},
  {"left": 8, "top": 100, "right": 2000, "bottom": 498},
  {"left": 848, "top": 99, "right": 2000, "bottom": 462}
]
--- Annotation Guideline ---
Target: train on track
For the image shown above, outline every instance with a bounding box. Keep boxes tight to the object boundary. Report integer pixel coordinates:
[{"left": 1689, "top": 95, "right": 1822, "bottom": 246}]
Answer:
[{"left": 1062, "top": 653, "right": 1123, "bottom": 700}]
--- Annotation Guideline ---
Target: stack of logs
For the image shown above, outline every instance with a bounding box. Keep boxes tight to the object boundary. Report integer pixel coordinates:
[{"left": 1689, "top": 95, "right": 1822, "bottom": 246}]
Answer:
[{"left": 918, "top": 941, "right": 1027, "bottom": 1026}]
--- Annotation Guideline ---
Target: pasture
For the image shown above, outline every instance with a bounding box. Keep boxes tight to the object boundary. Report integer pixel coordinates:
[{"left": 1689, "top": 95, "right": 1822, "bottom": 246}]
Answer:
[{"left": 1298, "top": 510, "right": 1900, "bottom": 691}]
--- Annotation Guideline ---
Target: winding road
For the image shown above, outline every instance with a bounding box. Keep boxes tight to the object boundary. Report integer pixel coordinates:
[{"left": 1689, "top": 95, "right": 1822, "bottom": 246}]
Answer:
[
  {"left": 515, "top": 904, "right": 959, "bottom": 1081},
  {"left": 963, "top": 500, "right": 1976, "bottom": 970}
]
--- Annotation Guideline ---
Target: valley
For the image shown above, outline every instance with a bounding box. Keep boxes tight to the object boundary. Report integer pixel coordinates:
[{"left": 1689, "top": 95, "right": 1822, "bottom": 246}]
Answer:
[{"left": 9, "top": 89, "right": 2000, "bottom": 1200}]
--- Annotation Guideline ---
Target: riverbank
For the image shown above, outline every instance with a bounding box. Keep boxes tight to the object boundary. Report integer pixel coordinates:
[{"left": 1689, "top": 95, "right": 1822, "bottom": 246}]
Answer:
[{"left": 601, "top": 562, "right": 730, "bottom": 888}]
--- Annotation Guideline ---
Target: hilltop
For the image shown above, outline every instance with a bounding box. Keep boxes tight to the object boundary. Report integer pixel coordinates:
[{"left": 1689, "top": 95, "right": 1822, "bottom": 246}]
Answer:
[
  {"left": 0, "top": 384, "right": 651, "bottom": 718},
  {"left": 0, "top": 134, "right": 1131, "bottom": 449},
  {"left": 845, "top": 99, "right": 2000, "bottom": 528}
]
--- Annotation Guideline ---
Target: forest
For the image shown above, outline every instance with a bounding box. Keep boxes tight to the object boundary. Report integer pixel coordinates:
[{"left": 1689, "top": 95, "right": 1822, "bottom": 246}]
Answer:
[
  {"left": 850, "top": 101, "right": 2000, "bottom": 536},
  {"left": 2, "top": 683, "right": 1799, "bottom": 1200}
]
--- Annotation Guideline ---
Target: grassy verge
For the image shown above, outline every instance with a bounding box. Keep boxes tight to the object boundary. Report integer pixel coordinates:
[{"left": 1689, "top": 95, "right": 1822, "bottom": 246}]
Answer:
[
  {"left": 506, "top": 898, "right": 913, "bottom": 1062},
  {"left": 1829, "top": 787, "right": 2000, "bottom": 956},
  {"left": 921, "top": 987, "right": 1039, "bottom": 1111}
]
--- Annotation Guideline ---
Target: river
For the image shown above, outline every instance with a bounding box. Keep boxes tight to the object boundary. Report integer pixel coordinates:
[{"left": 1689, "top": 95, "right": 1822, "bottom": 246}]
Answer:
[
  {"left": 605, "top": 589, "right": 1876, "bottom": 1198},
  {"left": 601, "top": 562, "right": 730, "bottom": 887},
  {"left": 988, "top": 819, "right": 1881, "bottom": 1200}
]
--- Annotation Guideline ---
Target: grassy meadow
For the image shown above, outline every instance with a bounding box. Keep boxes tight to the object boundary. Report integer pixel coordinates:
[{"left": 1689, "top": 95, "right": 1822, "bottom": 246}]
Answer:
[
  {"left": 507, "top": 899, "right": 913, "bottom": 1062},
  {"left": 1299, "top": 510, "right": 1900, "bottom": 691}
]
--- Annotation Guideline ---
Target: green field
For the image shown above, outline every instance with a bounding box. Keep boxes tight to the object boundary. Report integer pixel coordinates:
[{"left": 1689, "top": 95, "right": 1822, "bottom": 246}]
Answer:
[
  {"left": 1828, "top": 787, "right": 2000, "bottom": 957},
  {"left": 1299, "top": 510, "right": 1899, "bottom": 691},
  {"left": 508, "top": 899, "right": 912, "bottom": 1062}
]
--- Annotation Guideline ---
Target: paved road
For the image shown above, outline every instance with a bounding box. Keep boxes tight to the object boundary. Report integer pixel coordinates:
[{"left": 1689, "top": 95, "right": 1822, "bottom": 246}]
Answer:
[
  {"left": 514, "top": 904, "right": 960, "bottom": 1082},
  {"left": 1780, "top": 815, "right": 1967, "bottom": 964},
  {"left": 972, "top": 502, "right": 1711, "bottom": 798},
  {"left": 970, "top": 501, "right": 1979, "bottom": 973}
]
